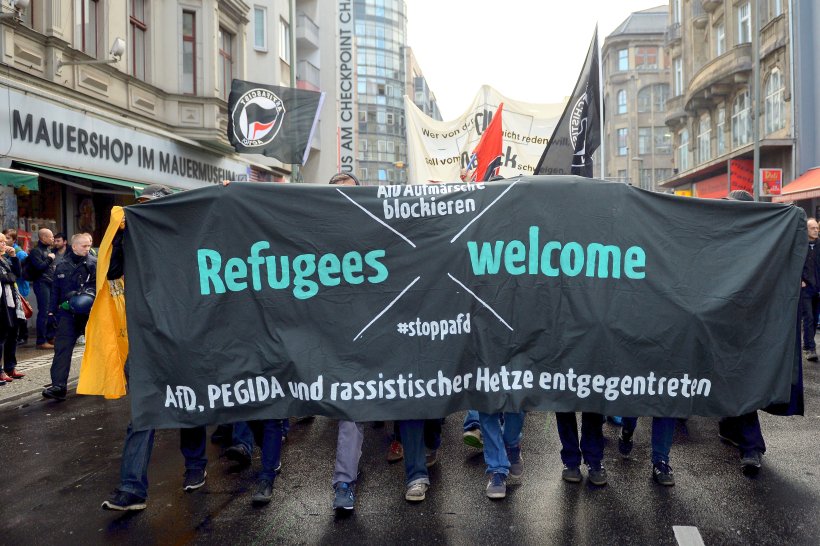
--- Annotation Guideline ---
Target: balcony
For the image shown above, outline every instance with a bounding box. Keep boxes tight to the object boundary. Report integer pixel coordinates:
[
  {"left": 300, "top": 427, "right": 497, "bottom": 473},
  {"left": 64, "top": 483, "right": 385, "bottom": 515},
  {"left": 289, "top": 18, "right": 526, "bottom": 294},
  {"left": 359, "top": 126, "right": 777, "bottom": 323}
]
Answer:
[
  {"left": 664, "top": 95, "right": 687, "bottom": 127},
  {"left": 684, "top": 44, "right": 752, "bottom": 112},
  {"left": 701, "top": 0, "right": 721, "bottom": 13},
  {"left": 692, "top": 2, "right": 708, "bottom": 29},
  {"left": 296, "top": 60, "right": 320, "bottom": 91},
  {"left": 666, "top": 23, "right": 681, "bottom": 45},
  {"left": 296, "top": 12, "right": 319, "bottom": 50}
]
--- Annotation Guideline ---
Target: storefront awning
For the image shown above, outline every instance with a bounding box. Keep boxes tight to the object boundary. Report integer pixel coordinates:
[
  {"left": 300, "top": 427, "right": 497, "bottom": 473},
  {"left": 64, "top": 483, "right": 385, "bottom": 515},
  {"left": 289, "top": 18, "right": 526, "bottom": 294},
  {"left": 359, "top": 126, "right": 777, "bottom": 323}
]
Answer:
[
  {"left": 16, "top": 161, "right": 147, "bottom": 194},
  {"left": 693, "top": 173, "right": 729, "bottom": 199},
  {"left": 772, "top": 167, "right": 820, "bottom": 203},
  {"left": 0, "top": 167, "right": 39, "bottom": 191}
]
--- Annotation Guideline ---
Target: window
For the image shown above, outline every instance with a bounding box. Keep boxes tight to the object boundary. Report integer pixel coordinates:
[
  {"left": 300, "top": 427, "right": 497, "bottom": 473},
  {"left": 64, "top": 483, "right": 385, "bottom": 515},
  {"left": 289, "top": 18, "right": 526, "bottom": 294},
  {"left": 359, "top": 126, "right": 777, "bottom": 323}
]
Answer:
[
  {"left": 638, "top": 128, "right": 652, "bottom": 154},
  {"left": 637, "top": 84, "right": 669, "bottom": 113},
  {"left": 616, "top": 128, "right": 628, "bottom": 156},
  {"left": 253, "top": 6, "right": 267, "bottom": 51},
  {"left": 359, "top": 111, "right": 367, "bottom": 123},
  {"left": 698, "top": 113, "right": 711, "bottom": 164},
  {"left": 716, "top": 106, "right": 726, "bottom": 156},
  {"left": 360, "top": 167, "right": 368, "bottom": 181},
  {"left": 738, "top": 2, "right": 751, "bottom": 44},
  {"left": 75, "top": 0, "right": 100, "bottom": 57},
  {"left": 765, "top": 69, "right": 786, "bottom": 133},
  {"left": 678, "top": 128, "right": 690, "bottom": 171},
  {"left": 617, "top": 49, "right": 628, "bottom": 71},
  {"left": 386, "top": 112, "right": 394, "bottom": 125},
  {"left": 130, "top": 0, "right": 148, "bottom": 79},
  {"left": 654, "top": 84, "right": 669, "bottom": 112},
  {"left": 218, "top": 27, "right": 234, "bottom": 100},
  {"left": 773, "top": 0, "right": 783, "bottom": 17},
  {"left": 655, "top": 168, "right": 673, "bottom": 181},
  {"left": 182, "top": 11, "right": 196, "bottom": 94},
  {"left": 617, "top": 90, "right": 627, "bottom": 114},
  {"left": 654, "top": 128, "right": 672, "bottom": 154},
  {"left": 639, "top": 169, "right": 653, "bottom": 190},
  {"left": 376, "top": 111, "right": 386, "bottom": 124},
  {"left": 617, "top": 169, "right": 628, "bottom": 183},
  {"left": 638, "top": 87, "right": 652, "bottom": 113},
  {"left": 673, "top": 57, "right": 683, "bottom": 96},
  {"left": 716, "top": 22, "right": 725, "bottom": 55},
  {"left": 732, "top": 90, "right": 751, "bottom": 147},
  {"left": 279, "top": 18, "right": 291, "bottom": 63},
  {"left": 635, "top": 47, "right": 658, "bottom": 69}
]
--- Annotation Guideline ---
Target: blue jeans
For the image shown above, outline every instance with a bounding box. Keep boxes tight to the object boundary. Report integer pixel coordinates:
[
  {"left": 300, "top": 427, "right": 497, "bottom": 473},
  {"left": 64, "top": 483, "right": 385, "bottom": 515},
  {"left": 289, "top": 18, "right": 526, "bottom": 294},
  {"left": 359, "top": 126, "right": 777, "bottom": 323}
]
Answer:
[
  {"left": 233, "top": 421, "right": 254, "bottom": 453},
  {"left": 621, "top": 417, "right": 676, "bottom": 464},
  {"left": 118, "top": 424, "right": 207, "bottom": 499},
  {"left": 479, "top": 411, "right": 524, "bottom": 475},
  {"left": 32, "top": 280, "right": 53, "bottom": 345},
  {"left": 248, "top": 419, "right": 283, "bottom": 482},
  {"left": 463, "top": 410, "right": 480, "bottom": 432},
  {"left": 399, "top": 420, "right": 441, "bottom": 486},
  {"left": 555, "top": 412, "right": 604, "bottom": 468}
]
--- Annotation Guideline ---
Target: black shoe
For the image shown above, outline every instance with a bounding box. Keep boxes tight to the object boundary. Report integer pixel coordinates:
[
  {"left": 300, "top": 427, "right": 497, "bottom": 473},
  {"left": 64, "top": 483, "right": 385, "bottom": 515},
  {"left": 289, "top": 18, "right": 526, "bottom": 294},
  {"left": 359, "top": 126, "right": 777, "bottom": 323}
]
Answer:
[
  {"left": 225, "top": 445, "right": 252, "bottom": 467},
  {"left": 561, "top": 465, "right": 582, "bottom": 483},
  {"left": 741, "top": 451, "right": 762, "bottom": 477},
  {"left": 618, "top": 428, "right": 634, "bottom": 457},
  {"left": 252, "top": 479, "right": 273, "bottom": 505},
  {"left": 42, "top": 385, "right": 67, "bottom": 401},
  {"left": 182, "top": 469, "right": 207, "bottom": 491},
  {"left": 101, "top": 490, "right": 147, "bottom": 511},
  {"left": 652, "top": 461, "right": 675, "bottom": 486},
  {"left": 587, "top": 465, "right": 608, "bottom": 486}
]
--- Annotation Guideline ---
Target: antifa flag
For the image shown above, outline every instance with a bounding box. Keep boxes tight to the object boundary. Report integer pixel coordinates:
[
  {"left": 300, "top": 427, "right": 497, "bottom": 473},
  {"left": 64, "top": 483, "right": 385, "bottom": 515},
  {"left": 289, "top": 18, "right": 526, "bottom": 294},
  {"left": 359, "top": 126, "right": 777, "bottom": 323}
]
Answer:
[
  {"left": 465, "top": 103, "right": 504, "bottom": 182},
  {"left": 535, "top": 28, "right": 600, "bottom": 177},
  {"left": 227, "top": 79, "right": 325, "bottom": 165},
  {"left": 109, "top": 179, "right": 806, "bottom": 430}
]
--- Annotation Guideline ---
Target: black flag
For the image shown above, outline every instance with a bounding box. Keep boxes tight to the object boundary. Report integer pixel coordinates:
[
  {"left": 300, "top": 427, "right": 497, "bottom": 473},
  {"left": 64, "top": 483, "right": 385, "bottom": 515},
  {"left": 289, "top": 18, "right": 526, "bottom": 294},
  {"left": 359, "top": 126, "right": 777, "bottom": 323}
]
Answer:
[
  {"left": 534, "top": 27, "right": 601, "bottom": 177},
  {"left": 227, "top": 80, "right": 325, "bottom": 165}
]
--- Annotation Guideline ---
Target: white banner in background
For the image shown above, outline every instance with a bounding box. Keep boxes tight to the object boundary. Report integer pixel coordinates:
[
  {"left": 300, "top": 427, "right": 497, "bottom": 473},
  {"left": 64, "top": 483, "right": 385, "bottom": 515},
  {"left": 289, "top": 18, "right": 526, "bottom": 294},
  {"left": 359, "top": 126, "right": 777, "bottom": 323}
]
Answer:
[{"left": 405, "top": 85, "right": 565, "bottom": 183}]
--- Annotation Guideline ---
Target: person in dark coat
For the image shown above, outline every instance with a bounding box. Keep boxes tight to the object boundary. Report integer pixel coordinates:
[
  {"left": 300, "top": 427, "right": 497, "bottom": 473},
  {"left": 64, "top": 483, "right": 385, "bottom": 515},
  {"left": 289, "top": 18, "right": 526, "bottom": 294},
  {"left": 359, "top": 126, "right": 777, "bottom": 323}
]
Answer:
[
  {"left": 0, "top": 233, "right": 23, "bottom": 385},
  {"left": 800, "top": 217, "right": 820, "bottom": 360},
  {"left": 28, "top": 228, "right": 56, "bottom": 349}
]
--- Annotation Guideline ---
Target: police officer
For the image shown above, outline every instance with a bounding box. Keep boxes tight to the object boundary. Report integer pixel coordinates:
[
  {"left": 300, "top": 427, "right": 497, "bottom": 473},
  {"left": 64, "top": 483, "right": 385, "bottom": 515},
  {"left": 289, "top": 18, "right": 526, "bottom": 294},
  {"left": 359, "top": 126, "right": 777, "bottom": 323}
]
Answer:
[{"left": 42, "top": 233, "right": 96, "bottom": 401}]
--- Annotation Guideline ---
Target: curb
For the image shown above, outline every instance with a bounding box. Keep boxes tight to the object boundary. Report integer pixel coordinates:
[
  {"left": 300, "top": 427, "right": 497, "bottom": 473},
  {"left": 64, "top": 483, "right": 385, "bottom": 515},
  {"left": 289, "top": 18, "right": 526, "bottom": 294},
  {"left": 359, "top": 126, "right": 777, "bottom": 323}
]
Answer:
[{"left": 0, "top": 377, "right": 80, "bottom": 409}]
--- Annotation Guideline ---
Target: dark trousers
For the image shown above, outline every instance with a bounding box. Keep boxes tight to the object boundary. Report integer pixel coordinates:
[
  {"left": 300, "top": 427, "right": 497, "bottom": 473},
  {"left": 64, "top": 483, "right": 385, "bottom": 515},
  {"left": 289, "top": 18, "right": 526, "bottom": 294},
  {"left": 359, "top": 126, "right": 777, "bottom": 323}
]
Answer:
[
  {"left": 555, "top": 412, "right": 605, "bottom": 468},
  {"left": 32, "top": 280, "right": 53, "bottom": 345},
  {"left": 49, "top": 311, "right": 87, "bottom": 389},
  {"left": 800, "top": 288, "right": 820, "bottom": 350},
  {"left": 0, "top": 321, "right": 18, "bottom": 373},
  {"left": 621, "top": 417, "right": 676, "bottom": 464},
  {"left": 719, "top": 412, "right": 766, "bottom": 456},
  {"left": 248, "top": 420, "right": 283, "bottom": 482}
]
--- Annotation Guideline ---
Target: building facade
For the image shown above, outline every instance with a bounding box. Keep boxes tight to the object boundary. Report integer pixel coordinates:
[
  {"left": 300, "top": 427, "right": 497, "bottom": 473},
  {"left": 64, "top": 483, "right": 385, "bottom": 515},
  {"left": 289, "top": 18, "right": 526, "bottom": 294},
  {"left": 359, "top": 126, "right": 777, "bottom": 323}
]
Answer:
[
  {"left": 0, "top": 0, "right": 314, "bottom": 244},
  {"left": 660, "top": 0, "right": 792, "bottom": 199},
  {"left": 599, "top": 6, "right": 674, "bottom": 191}
]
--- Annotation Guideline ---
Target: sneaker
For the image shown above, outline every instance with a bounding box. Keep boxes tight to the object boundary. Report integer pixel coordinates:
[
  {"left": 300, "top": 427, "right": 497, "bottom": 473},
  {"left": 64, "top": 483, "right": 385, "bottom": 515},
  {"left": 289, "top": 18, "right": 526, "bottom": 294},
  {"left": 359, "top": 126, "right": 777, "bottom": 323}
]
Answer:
[
  {"left": 225, "top": 445, "right": 252, "bottom": 467},
  {"left": 386, "top": 440, "right": 404, "bottom": 463},
  {"left": 182, "top": 469, "right": 207, "bottom": 491},
  {"left": 332, "top": 482, "right": 355, "bottom": 511},
  {"left": 251, "top": 479, "right": 273, "bottom": 505},
  {"left": 101, "top": 490, "right": 147, "bottom": 511},
  {"left": 425, "top": 448, "right": 438, "bottom": 468},
  {"left": 587, "top": 465, "right": 608, "bottom": 486},
  {"left": 41, "top": 385, "right": 67, "bottom": 401},
  {"left": 507, "top": 448, "right": 524, "bottom": 482},
  {"left": 652, "top": 461, "right": 675, "bottom": 486},
  {"left": 741, "top": 451, "right": 762, "bottom": 477},
  {"left": 618, "top": 427, "right": 634, "bottom": 457},
  {"left": 561, "top": 465, "right": 582, "bottom": 483},
  {"left": 804, "top": 349, "right": 819, "bottom": 362},
  {"left": 486, "top": 472, "right": 507, "bottom": 499},
  {"left": 463, "top": 428, "right": 483, "bottom": 449},
  {"left": 77, "top": 335, "right": 86, "bottom": 346},
  {"left": 404, "top": 482, "right": 428, "bottom": 502}
]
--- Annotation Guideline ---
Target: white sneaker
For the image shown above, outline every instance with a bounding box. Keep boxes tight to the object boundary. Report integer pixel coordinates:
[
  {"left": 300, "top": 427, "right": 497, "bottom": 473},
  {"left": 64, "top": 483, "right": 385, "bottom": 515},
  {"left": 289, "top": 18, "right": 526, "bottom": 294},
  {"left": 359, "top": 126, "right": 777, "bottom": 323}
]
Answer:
[{"left": 405, "top": 482, "right": 428, "bottom": 502}]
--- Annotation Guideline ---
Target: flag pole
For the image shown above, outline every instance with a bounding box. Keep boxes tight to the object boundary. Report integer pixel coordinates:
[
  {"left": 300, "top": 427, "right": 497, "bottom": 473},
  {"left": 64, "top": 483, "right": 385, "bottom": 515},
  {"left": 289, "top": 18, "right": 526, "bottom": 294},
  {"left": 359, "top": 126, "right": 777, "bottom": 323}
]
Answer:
[{"left": 597, "top": 21, "right": 605, "bottom": 180}]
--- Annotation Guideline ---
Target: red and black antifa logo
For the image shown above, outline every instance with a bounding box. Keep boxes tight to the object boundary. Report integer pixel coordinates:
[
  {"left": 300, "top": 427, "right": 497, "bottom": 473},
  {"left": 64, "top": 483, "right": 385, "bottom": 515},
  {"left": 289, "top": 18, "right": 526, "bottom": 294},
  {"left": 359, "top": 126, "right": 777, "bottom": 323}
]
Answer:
[{"left": 231, "top": 88, "right": 286, "bottom": 147}]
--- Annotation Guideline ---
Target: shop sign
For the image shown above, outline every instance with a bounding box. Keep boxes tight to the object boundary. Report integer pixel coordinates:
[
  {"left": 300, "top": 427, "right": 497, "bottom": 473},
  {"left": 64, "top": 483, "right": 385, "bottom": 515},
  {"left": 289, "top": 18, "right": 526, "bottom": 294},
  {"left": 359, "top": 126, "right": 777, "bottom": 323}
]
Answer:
[
  {"left": 761, "top": 168, "right": 782, "bottom": 195},
  {"left": 729, "top": 159, "right": 754, "bottom": 194},
  {"left": 0, "top": 87, "right": 256, "bottom": 190}
]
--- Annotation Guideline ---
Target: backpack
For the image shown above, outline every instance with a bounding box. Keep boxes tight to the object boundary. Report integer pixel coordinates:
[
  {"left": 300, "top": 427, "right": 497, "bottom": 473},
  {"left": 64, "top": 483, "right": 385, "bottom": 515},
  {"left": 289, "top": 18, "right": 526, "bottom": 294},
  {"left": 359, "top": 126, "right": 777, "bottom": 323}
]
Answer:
[{"left": 21, "top": 255, "right": 37, "bottom": 282}]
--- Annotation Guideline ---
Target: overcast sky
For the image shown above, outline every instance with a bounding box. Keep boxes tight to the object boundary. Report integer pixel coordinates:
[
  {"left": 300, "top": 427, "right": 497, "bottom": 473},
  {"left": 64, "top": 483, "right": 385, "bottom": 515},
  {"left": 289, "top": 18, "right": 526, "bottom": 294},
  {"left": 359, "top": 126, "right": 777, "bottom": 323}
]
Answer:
[{"left": 405, "top": 0, "right": 668, "bottom": 118}]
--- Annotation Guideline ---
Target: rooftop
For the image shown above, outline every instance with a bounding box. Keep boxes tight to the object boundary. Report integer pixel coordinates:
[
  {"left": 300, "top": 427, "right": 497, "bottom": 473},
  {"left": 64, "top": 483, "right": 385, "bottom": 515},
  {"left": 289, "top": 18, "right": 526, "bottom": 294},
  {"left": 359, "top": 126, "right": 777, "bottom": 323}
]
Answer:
[{"left": 609, "top": 5, "right": 668, "bottom": 37}]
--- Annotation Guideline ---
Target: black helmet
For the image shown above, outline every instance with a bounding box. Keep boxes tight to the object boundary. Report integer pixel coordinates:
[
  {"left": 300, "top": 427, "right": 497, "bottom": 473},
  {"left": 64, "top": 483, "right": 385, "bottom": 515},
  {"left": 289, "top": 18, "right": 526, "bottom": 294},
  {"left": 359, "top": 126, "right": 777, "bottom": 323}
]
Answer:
[{"left": 69, "top": 290, "right": 95, "bottom": 315}]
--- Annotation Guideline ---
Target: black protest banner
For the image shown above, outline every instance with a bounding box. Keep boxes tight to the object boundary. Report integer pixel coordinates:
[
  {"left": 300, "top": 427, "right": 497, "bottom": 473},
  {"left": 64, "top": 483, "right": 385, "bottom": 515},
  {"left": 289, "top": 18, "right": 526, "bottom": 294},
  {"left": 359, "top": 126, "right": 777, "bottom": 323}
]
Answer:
[{"left": 123, "top": 177, "right": 805, "bottom": 430}]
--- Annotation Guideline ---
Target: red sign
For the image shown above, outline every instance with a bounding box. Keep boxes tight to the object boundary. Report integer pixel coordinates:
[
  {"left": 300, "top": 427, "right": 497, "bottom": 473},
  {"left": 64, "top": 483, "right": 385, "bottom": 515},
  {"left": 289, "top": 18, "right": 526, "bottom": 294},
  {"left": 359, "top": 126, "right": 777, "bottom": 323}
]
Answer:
[
  {"left": 730, "top": 159, "right": 754, "bottom": 194},
  {"left": 761, "top": 168, "right": 782, "bottom": 195}
]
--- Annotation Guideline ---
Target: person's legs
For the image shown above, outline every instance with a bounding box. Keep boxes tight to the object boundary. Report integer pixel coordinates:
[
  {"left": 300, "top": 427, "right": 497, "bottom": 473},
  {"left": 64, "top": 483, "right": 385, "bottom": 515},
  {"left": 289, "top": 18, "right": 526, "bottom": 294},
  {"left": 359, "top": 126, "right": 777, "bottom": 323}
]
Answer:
[
  {"left": 651, "top": 417, "right": 676, "bottom": 464},
  {"left": 501, "top": 412, "right": 524, "bottom": 450},
  {"left": 463, "top": 410, "right": 480, "bottom": 431},
  {"left": 735, "top": 412, "right": 766, "bottom": 455},
  {"left": 332, "top": 420, "right": 365, "bottom": 486},
  {"left": 554, "top": 412, "right": 582, "bottom": 468},
  {"left": 33, "top": 280, "right": 50, "bottom": 345},
  {"left": 253, "top": 420, "right": 283, "bottom": 482},
  {"left": 232, "top": 421, "right": 254, "bottom": 453},
  {"left": 478, "top": 412, "right": 508, "bottom": 475},
  {"left": 399, "top": 420, "right": 429, "bottom": 486},
  {"left": 801, "top": 288, "right": 817, "bottom": 351},
  {"left": 579, "top": 412, "right": 605, "bottom": 468},
  {"left": 3, "top": 321, "right": 18, "bottom": 373},
  {"left": 117, "top": 423, "right": 156, "bottom": 499},
  {"left": 180, "top": 426, "right": 207, "bottom": 470},
  {"left": 48, "top": 313, "right": 79, "bottom": 390}
]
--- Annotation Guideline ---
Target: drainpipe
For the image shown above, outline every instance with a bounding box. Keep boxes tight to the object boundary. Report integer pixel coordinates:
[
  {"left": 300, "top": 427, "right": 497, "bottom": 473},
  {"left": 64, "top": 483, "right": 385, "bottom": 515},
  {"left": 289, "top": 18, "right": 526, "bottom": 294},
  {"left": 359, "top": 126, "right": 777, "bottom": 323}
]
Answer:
[{"left": 787, "top": 0, "right": 797, "bottom": 182}]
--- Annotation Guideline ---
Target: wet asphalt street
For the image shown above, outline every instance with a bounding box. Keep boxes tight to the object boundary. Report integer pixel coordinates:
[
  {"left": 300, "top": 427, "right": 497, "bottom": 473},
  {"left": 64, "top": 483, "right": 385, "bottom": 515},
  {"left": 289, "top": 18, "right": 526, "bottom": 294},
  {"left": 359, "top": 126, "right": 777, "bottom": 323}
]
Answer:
[{"left": 0, "top": 363, "right": 818, "bottom": 545}]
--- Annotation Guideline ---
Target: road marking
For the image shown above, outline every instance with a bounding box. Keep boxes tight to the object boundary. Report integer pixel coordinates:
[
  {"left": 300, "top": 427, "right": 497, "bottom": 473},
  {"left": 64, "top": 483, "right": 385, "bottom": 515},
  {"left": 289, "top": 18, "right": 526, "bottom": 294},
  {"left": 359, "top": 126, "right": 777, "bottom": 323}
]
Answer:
[
  {"left": 16, "top": 348, "right": 84, "bottom": 371},
  {"left": 673, "top": 526, "right": 705, "bottom": 546}
]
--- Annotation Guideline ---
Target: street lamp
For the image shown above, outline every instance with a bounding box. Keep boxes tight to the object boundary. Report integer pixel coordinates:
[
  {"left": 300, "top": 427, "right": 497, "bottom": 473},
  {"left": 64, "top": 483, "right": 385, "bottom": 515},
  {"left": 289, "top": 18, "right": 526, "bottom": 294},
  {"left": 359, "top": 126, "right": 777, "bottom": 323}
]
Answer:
[
  {"left": 0, "top": 0, "right": 29, "bottom": 22},
  {"left": 56, "top": 37, "right": 126, "bottom": 74}
]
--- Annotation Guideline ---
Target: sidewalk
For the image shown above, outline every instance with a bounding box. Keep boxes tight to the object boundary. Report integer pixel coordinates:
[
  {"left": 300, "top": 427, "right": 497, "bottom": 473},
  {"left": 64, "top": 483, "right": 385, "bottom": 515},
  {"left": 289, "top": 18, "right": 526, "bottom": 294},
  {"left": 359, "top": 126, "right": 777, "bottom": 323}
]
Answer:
[{"left": 0, "top": 341, "right": 84, "bottom": 406}]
